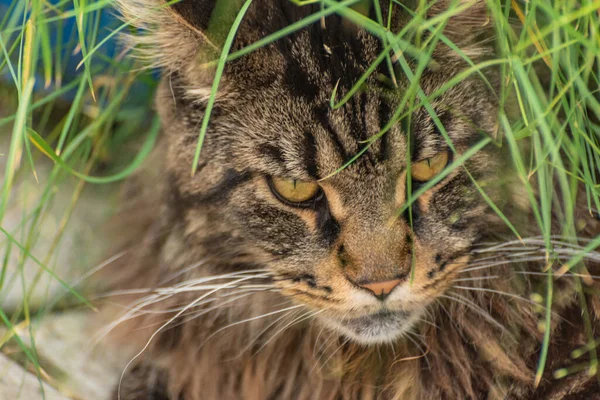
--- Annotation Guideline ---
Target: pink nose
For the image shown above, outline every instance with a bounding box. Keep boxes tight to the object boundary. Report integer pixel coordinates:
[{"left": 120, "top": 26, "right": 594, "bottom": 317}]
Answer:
[{"left": 358, "top": 279, "right": 402, "bottom": 300}]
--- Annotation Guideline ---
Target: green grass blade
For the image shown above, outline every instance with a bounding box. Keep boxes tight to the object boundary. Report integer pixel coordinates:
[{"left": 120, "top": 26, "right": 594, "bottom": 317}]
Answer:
[{"left": 191, "top": 0, "right": 254, "bottom": 176}]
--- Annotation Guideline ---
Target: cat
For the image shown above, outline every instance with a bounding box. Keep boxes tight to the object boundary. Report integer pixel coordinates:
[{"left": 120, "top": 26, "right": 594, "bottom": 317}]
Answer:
[{"left": 105, "top": 0, "right": 600, "bottom": 399}]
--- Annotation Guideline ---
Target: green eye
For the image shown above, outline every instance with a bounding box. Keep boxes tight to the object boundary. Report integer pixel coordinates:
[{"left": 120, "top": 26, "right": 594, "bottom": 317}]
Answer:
[
  {"left": 411, "top": 151, "right": 449, "bottom": 182},
  {"left": 269, "top": 177, "right": 322, "bottom": 206}
]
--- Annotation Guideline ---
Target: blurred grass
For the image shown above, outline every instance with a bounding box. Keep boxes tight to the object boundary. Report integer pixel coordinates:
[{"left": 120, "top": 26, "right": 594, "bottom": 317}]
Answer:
[
  {"left": 0, "top": 0, "right": 599, "bottom": 396},
  {"left": 0, "top": 0, "right": 157, "bottom": 396}
]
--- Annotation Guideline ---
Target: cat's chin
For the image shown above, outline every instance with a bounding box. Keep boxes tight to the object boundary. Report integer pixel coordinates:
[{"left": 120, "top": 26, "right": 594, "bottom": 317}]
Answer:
[{"left": 322, "top": 309, "right": 421, "bottom": 345}]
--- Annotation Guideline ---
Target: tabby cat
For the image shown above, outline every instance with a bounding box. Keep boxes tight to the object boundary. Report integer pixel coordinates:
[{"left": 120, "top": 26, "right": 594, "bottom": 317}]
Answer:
[{"left": 107, "top": 0, "right": 600, "bottom": 399}]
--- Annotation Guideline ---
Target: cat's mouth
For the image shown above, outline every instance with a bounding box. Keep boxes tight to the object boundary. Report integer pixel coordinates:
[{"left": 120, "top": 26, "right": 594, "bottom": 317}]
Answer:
[{"left": 324, "top": 309, "right": 420, "bottom": 345}]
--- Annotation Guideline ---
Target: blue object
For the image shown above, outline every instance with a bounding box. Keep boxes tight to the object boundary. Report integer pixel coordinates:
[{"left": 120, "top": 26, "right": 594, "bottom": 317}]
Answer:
[{"left": 0, "top": 0, "right": 157, "bottom": 103}]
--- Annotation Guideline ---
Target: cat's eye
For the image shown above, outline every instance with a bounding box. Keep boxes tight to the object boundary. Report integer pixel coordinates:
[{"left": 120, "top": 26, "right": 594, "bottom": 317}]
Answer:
[
  {"left": 411, "top": 151, "right": 450, "bottom": 182},
  {"left": 269, "top": 177, "right": 322, "bottom": 206}
]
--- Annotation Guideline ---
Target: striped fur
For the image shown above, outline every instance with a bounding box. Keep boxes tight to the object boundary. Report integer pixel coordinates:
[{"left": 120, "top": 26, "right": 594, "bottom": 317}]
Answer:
[{"left": 106, "top": 1, "right": 600, "bottom": 399}]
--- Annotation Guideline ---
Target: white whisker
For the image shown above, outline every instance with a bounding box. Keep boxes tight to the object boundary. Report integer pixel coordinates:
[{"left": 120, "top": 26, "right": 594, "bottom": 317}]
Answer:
[
  {"left": 232, "top": 303, "right": 297, "bottom": 359},
  {"left": 117, "top": 275, "right": 264, "bottom": 399},
  {"left": 451, "top": 286, "right": 558, "bottom": 317},
  {"left": 198, "top": 304, "right": 304, "bottom": 350},
  {"left": 439, "top": 293, "right": 508, "bottom": 334},
  {"left": 514, "top": 271, "right": 599, "bottom": 279},
  {"left": 140, "top": 290, "right": 277, "bottom": 331},
  {"left": 405, "top": 331, "right": 431, "bottom": 369},
  {"left": 452, "top": 275, "right": 500, "bottom": 283},
  {"left": 312, "top": 320, "right": 330, "bottom": 359},
  {"left": 316, "top": 336, "right": 350, "bottom": 373},
  {"left": 98, "top": 272, "right": 276, "bottom": 345},
  {"left": 416, "top": 317, "right": 439, "bottom": 330},
  {"left": 74, "top": 250, "right": 129, "bottom": 286},
  {"left": 460, "top": 255, "right": 569, "bottom": 273},
  {"left": 254, "top": 309, "right": 325, "bottom": 356},
  {"left": 315, "top": 329, "right": 339, "bottom": 363}
]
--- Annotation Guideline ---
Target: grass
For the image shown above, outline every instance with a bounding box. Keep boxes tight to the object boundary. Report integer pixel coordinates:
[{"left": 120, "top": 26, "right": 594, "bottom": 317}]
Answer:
[
  {"left": 0, "top": 0, "right": 157, "bottom": 396},
  {"left": 0, "top": 0, "right": 599, "bottom": 396}
]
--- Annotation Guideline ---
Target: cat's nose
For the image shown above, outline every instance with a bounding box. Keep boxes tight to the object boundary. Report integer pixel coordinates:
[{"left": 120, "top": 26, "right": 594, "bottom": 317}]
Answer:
[{"left": 358, "top": 279, "right": 402, "bottom": 301}]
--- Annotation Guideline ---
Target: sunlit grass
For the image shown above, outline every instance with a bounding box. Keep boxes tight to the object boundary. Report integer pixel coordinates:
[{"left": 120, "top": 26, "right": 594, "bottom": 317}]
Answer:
[
  {"left": 0, "top": 0, "right": 598, "bottom": 395},
  {"left": 0, "top": 0, "right": 157, "bottom": 396}
]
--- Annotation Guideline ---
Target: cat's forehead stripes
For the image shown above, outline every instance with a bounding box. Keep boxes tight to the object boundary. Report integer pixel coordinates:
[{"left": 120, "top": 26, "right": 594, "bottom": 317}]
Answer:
[{"left": 154, "top": 0, "right": 501, "bottom": 297}]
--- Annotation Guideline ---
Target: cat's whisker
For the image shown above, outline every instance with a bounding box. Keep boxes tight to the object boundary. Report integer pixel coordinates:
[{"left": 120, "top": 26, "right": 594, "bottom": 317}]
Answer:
[
  {"left": 96, "top": 293, "right": 171, "bottom": 342},
  {"left": 468, "top": 251, "right": 574, "bottom": 266},
  {"left": 466, "top": 250, "right": 539, "bottom": 264},
  {"left": 314, "top": 328, "right": 339, "bottom": 364},
  {"left": 99, "top": 271, "right": 273, "bottom": 300},
  {"left": 434, "top": 299, "right": 470, "bottom": 343},
  {"left": 460, "top": 255, "right": 572, "bottom": 273},
  {"left": 156, "top": 283, "right": 272, "bottom": 294},
  {"left": 450, "top": 286, "right": 559, "bottom": 318},
  {"left": 253, "top": 308, "right": 326, "bottom": 357},
  {"left": 165, "top": 291, "right": 284, "bottom": 333},
  {"left": 162, "top": 270, "right": 273, "bottom": 288},
  {"left": 467, "top": 246, "right": 597, "bottom": 265},
  {"left": 553, "top": 248, "right": 600, "bottom": 261},
  {"left": 80, "top": 221, "right": 188, "bottom": 287},
  {"left": 313, "top": 318, "right": 330, "bottom": 358},
  {"left": 467, "top": 254, "right": 551, "bottom": 267},
  {"left": 460, "top": 258, "right": 547, "bottom": 273},
  {"left": 316, "top": 336, "right": 351, "bottom": 374},
  {"left": 388, "top": 342, "right": 397, "bottom": 361},
  {"left": 250, "top": 309, "right": 307, "bottom": 357},
  {"left": 159, "top": 273, "right": 274, "bottom": 294},
  {"left": 408, "top": 331, "right": 427, "bottom": 340},
  {"left": 423, "top": 306, "right": 436, "bottom": 322},
  {"left": 70, "top": 250, "right": 129, "bottom": 287},
  {"left": 197, "top": 304, "right": 305, "bottom": 350},
  {"left": 90, "top": 288, "right": 169, "bottom": 300},
  {"left": 237, "top": 284, "right": 277, "bottom": 289},
  {"left": 472, "top": 246, "right": 540, "bottom": 253},
  {"left": 313, "top": 308, "right": 354, "bottom": 367},
  {"left": 104, "top": 281, "right": 278, "bottom": 341},
  {"left": 92, "top": 283, "right": 273, "bottom": 302},
  {"left": 405, "top": 332, "right": 431, "bottom": 369},
  {"left": 452, "top": 275, "right": 500, "bottom": 283},
  {"left": 470, "top": 238, "right": 600, "bottom": 265},
  {"left": 111, "top": 295, "right": 221, "bottom": 316},
  {"left": 514, "top": 271, "right": 600, "bottom": 279},
  {"left": 473, "top": 235, "right": 597, "bottom": 249},
  {"left": 135, "top": 291, "right": 268, "bottom": 332},
  {"left": 497, "top": 250, "right": 545, "bottom": 259},
  {"left": 461, "top": 247, "right": 599, "bottom": 274},
  {"left": 102, "top": 284, "right": 270, "bottom": 334},
  {"left": 470, "top": 242, "right": 593, "bottom": 261},
  {"left": 157, "top": 259, "right": 210, "bottom": 285},
  {"left": 117, "top": 274, "right": 267, "bottom": 396},
  {"left": 420, "top": 307, "right": 443, "bottom": 332},
  {"left": 232, "top": 303, "right": 298, "bottom": 359},
  {"left": 416, "top": 317, "right": 440, "bottom": 330},
  {"left": 157, "top": 288, "right": 272, "bottom": 322},
  {"left": 439, "top": 293, "right": 509, "bottom": 334}
]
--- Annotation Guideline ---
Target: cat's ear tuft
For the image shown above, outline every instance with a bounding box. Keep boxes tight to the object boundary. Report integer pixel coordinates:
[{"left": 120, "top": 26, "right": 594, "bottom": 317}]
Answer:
[{"left": 116, "top": 0, "right": 223, "bottom": 71}]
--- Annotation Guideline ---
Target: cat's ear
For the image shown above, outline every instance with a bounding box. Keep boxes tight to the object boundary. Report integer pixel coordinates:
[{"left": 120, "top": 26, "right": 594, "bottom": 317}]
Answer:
[
  {"left": 167, "top": 0, "right": 216, "bottom": 33},
  {"left": 117, "top": 0, "right": 233, "bottom": 71},
  {"left": 427, "top": 0, "right": 493, "bottom": 57}
]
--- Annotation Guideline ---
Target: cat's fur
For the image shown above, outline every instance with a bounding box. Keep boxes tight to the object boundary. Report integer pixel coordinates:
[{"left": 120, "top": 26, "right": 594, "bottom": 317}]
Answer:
[{"left": 106, "top": 0, "right": 600, "bottom": 399}]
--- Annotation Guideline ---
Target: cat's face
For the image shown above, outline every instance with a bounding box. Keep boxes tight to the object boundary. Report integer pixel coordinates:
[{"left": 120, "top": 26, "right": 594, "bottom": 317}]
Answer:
[{"left": 147, "top": 0, "right": 502, "bottom": 344}]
